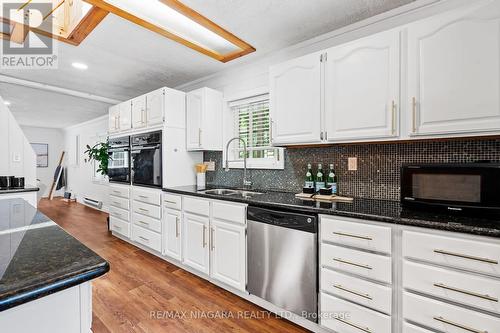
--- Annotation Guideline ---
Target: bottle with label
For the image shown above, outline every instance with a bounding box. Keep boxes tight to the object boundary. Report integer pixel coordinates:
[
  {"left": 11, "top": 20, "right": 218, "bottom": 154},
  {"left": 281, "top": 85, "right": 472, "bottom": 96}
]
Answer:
[
  {"left": 304, "top": 163, "right": 315, "bottom": 188},
  {"left": 315, "top": 164, "right": 325, "bottom": 191},
  {"left": 327, "top": 164, "right": 338, "bottom": 195}
]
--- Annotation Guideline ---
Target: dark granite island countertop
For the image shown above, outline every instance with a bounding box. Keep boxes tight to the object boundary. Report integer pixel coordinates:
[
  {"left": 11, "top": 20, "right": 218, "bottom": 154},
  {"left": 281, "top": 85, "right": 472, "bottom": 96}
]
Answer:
[
  {"left": 0, "top": 198, "right": 109, "bottom": 312},
  {"left": 164, "top": 186, "right": 500, "bottom": 238}
]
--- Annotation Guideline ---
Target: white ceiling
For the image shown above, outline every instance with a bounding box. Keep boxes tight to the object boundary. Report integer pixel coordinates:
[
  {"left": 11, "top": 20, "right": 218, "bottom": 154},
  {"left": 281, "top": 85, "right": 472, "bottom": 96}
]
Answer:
[{"left": 0, "top": 0, "right": 415, "bottom": 128}]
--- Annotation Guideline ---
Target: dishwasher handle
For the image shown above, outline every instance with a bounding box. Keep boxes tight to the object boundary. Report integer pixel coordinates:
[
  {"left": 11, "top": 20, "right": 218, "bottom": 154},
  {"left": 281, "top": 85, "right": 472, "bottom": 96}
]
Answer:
[{"left": 247, "top": 206, "right": 317, "bottom": 233}]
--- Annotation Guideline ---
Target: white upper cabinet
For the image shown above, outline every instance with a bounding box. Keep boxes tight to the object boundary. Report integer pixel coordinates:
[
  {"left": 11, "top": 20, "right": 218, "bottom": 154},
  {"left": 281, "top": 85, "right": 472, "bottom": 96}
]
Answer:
[
  {"left": 146, "top": 88, "right": 164, "bottom": 127},
  {"left": 108, "top": 104, "right": 120, "bottom": 133},
  {"left": 325, "top": 29, "right": 400, "bottom": 141},
  {"left": 186, "top": 87, "right": 223, "bottom": 151},
  {"left": 407, "top": 0, "right": 500, "bottom": 137},
  {"left": 131, "top": 95, "right": 147, "bottom": 129},
  {"left": 270, "top": 52, "right": 322, "bottom": 145},
  {"left": 118, "top": 101, "right": 132, "bottom": 131}
]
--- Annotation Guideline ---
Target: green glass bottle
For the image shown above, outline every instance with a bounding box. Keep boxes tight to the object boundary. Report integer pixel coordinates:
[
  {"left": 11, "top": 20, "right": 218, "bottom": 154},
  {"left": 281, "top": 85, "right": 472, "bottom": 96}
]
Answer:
[
  {"left": 327, "top": 163, "right": 338, "bottom": 195},
  {"left": 315, "top": 163, "right": 325, "bottom": 191},
  {"left": 304, "top": 163, "right": 315, "bottom": 188}
]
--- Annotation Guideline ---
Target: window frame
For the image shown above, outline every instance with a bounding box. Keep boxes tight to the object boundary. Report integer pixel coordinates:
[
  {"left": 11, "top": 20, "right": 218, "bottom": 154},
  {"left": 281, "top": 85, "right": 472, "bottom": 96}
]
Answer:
[{"left": 223, "top": 90, "right": 284, "bottom": 170}]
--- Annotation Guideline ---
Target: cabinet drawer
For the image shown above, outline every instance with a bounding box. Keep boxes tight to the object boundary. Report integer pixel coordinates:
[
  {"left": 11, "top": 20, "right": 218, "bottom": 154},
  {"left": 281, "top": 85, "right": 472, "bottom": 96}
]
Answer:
[
  {"left": 403, "top": 231, "right": 500, "bottom": 277},
  {"left": 131, "top": 224, "right": 161, "bottom": 252},
  {"left": 321, "top": 243, "right": 392, "bottom": 283},
  {"left": 109, "top": 185, "right": 129, "bottom": 199},
  {"left": 133, "top": 201, "right": 161, "bottom": 220},
  {"left": 321, "top": 216, "right": 391, "bottom": 254},
  {"left": 132, "top": 213, "right": 161, "bottom": 233},
  {"left": 403, "top": 260, "right": 500, "bottom": 314},
  {"left": 212, "top": 201, "right": 246, "bottom": 225},
  {"left": 109, "top": 205, "right": 130, "bottom": 222},
  {"left": 133, "top": 189, "right": 161, "bottom": 206},
  {"left": 403, "top": 323, "right": 433, "bottom": 333},
  {"left": 110, "top": 195, "right": 130, "bottom": 210},
  {"left": 403, "top": 292, "right": 500, "bottom": 333},
  {"left": 183, "top": 196, "right": 209, "bottom": 216},
  {"left": 110, "top": 216, "right": 130, "bottom": 238},
  {"left": 163, "top": 193, "right": 181, "bottom": 210},
  {"left": 321, "top": 268, "right": 392, "bottom": 314},
  {"left": 320, "top": 293, "right": 391, "bottom": 333}
]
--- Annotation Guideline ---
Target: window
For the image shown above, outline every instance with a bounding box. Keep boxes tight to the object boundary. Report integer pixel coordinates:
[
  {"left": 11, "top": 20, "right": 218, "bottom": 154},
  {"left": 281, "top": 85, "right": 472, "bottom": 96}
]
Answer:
[{"left": 227, "top": 94, "right": 284, "bottom": 169}]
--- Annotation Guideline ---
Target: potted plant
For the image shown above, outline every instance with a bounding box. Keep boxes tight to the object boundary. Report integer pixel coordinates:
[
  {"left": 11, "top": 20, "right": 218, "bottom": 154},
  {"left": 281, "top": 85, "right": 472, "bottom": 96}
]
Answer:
[{"left": 84, "top": 142, "right": 110, "bottom": 176}]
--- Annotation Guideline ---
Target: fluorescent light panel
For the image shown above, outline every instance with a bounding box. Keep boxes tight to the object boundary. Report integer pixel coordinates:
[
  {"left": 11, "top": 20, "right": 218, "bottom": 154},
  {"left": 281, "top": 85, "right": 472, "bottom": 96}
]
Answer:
[{"left": 104, "top": 0, "right": 240, "bottom": 54}]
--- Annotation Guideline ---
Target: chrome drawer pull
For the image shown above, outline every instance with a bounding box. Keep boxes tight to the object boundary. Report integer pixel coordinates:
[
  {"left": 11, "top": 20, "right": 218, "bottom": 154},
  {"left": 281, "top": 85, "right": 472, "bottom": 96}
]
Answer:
[
  {"left": 114, "top": 225, "right": 122, "bottom": 230},
  {"left": 335, "top": 317, "right": 371, "bottom": 333},
  {"left": 113, "top": 201, "right": 121, "bottom": 206},
  {"left": 164, "top": 200, "right": 176, "bottom": 204},
  {"left": 433, "top": 316, "right": 487, "bottom": 333},
  {"left": 138, "top": 236, "right": 149, "bottom": 242},
  {"left": 434, "top": 249, "right": 498, "bottom": 264},
  {"left": 139, "top": 208, "right": 149, "bottom": 212},
  {"left": 138, "top": 195, "right": 149, "bottom": 199},
  {"left": 175, "top": 216, "right": 180, "bottom": 238},
  {"left": 113, "top": 190, "right": 121, "bottom": 194},
  {"left": 333, "top": 231, "right": 373, "bottom": 241},
  {"left": 434, "top": 283, "right": 498, "bottom": 302},
  {"left": 333, "top": 258, "right": 372, "bottom": 270},
  {"left": 202, "top": 225, "right": 207, "bottom": 248},
  {"left": 210, "top": 228, "right": 215, "bottom": 251},
  {"left": 139, "top": 221, "right": 149, "bottom": 226},
  {"left": 333, "top": 284, "right": 372, "bottom": 300}
]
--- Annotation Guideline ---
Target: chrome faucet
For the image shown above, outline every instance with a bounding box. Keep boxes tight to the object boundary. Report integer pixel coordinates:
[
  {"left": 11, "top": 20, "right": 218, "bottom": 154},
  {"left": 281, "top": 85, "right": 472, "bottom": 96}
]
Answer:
[{"left": 225, "top": 137, "right": 252, "bottom": 188}]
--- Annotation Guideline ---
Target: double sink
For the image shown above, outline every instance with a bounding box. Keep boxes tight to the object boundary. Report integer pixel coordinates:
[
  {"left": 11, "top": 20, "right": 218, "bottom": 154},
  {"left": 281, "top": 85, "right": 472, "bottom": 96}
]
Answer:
[{"left": 199, "top": 188, "right": 263, "bottom": 199}]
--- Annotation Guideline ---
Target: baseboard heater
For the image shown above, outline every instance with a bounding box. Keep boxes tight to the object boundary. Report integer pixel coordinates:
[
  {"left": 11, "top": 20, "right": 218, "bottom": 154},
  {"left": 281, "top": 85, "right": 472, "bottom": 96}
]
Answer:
[{"left": 83, "top": 197, "right": 103, "bottom": 209}]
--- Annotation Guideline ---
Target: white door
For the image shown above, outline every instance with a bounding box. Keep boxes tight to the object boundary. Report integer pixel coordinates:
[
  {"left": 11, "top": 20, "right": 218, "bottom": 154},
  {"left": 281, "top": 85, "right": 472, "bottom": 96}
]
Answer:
[
  {"left": 0, "top": 107, "right": 8, "bottom": 174},
  {"left": 407, "top": 0, "right": 500, "bottom": 136},
  {"left": 325, "top": 29, "right": 400, "bottom": 141},
  {"left": 270, "top": 52, "right": 322, "bottom": 144},
  {"left": 182, "top": 213, "right": 209, "bottom": 274},
  {"left": 118, "top": 101, "right": 132, "bottom": 131},
  {"left": 131, "top": 95, "right": 147, "bottom": 128},
  {"left": 162, "top": 208, "right": 182, "bottom": 261},
  {"left": 108, "top": 105, "right": 119, "bottom": 133},
  {"left": 146, "top": 89, "right": 164, "bottom": 126},
  {"left": 210, "top": 219, "right": 246, "bottom": 291},
  {"left": 186, "top": 90, "right": 203, "bottom": 150}
]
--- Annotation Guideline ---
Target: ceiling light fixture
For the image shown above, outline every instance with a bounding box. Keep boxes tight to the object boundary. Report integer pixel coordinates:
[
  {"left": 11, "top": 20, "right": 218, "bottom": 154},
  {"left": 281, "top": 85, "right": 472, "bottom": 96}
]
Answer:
[
  {"left": 85, "top": 0, "right": 255, "bottom": 62},
  {"left": 3, "top": 101, "right": 11, "bottom": 106},
  {"left": 72, "top": 62, "right": 88, "bottom": 70}
]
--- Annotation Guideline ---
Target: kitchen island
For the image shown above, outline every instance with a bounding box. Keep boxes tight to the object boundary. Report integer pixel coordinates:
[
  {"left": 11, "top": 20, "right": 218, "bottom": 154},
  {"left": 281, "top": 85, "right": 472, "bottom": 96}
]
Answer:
[{"left": 0, "top": 198, "right": 109, "bottom": 333}]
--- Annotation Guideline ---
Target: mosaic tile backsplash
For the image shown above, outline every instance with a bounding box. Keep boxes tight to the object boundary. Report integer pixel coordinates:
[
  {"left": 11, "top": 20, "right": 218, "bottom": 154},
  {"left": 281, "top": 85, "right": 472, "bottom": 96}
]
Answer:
[{"left": 204, "top": 138, "right": 500, "bottom": 201}]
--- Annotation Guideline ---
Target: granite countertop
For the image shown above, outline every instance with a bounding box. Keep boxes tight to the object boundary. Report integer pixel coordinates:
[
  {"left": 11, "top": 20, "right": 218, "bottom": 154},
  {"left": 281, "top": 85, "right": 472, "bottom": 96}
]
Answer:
[
  {"left": 0, "top": 198, "right": 109, "bottom": 311},
  {"left": 0, "top": 187, "right": 39, "bottom": 194},
  {"left": 164, "top": 186, "right": 500, "bottom": 238}
]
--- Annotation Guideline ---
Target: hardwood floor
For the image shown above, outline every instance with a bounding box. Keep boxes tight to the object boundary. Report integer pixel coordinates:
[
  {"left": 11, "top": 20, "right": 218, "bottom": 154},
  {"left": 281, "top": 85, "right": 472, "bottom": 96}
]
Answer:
[{"left": 38, "top": 199, "right": 309, "bottom": 333}]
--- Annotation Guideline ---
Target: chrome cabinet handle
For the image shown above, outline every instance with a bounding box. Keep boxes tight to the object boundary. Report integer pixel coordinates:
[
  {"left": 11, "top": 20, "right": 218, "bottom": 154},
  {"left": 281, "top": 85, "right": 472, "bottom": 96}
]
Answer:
[
  {"left": 138, "top": 208, "right": 149, "bottom": 212},
  {"left": 113, "top": 201, "right": 121, "bottom": 206},
  {"left": 434, "top": 249, "right": 498, "bottom": 264},
  {"left": 434, "top": 283, "right": 498, "bottom": 302},
  {"left": 210, "top": 228, "right": 215, "bottom": 251},
  {"left": 433, "top": 316, "right": 487, "bottom": 333},
  {"left": 335, "top": 317, "right": 371, "bottom": 333},
  {"left": 333, "top": 231, "right": 373, "bottom": 241},
  {"left": 164, "top": 200, "right": 176, "bottom": 204},
  {"left": 138, "top": 195, "right": 148, "bottom": 198},
  {"left": 139, "top": 221, "right": 149, "bottom": 226},
  {"left": 112, "top": 190, "right": 121, "bottom": 194},
  {"left": 198, "top": 128, "right": 202, "bottom": 147},
  {"left": 333, "top": 258, "right": 372, "bottom": 270},
  {"left": 202, "top": 225, "right": 207, "bottom": 248},
  {"left": 175, "top": 216, "right": 180, "bottom": 238},
  {"left": 333, "top": 284, "right": 372, "bottom": 300},
  {"left": 138, "top": 236, "right": 149, "bottom": 242},
  {"left": 391, "top": 100, "right": 397, "bottom": 135},
  {"left": 114, "top": 225, "right": 122, "bottom": 230},
  {"left": 412, "top": 97, "right": 417, "bottom": 133}
]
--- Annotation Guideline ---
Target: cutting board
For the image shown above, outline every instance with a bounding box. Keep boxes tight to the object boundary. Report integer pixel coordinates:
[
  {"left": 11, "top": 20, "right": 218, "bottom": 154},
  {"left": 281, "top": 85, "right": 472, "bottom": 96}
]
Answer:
[{"left": 295, "top": 192, "right": 354, "bottom": 203}]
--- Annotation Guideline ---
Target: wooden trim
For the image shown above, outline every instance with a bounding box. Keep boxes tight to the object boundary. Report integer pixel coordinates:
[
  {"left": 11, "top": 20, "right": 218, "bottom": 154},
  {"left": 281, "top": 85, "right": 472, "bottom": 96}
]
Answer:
[
  {"left": 9, "top": 23, "right": 30, "bottom": 44},
  {"left": 85, "top": 0, "right": 254, "bottom": 62},
  {"left": 66, "top": 6, "right": 108, "bottom": 45}
]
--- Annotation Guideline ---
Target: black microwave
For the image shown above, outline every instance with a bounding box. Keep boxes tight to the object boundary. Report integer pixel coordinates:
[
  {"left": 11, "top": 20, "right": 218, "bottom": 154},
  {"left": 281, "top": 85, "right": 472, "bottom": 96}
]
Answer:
[{"left": 401, "top": 163, "right": 500, "bottom": 216}]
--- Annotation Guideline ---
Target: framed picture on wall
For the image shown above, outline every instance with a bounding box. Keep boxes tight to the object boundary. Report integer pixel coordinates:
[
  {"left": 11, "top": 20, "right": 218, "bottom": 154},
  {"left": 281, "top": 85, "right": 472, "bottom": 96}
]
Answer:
[{"left": 31, "top": 143, "right": 49, "bottom": 168}]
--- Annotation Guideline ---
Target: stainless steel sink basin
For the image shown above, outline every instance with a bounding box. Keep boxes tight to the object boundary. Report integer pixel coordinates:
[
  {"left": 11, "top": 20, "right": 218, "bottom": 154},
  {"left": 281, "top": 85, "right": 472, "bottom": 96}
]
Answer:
[
  {"left": 228, "top": 191, "right": 263, "bottom": 199},
  {"left": 200, "top": 189, "right": 239, "bottom": 195},
  {"left": 199, "top": 188, "right": 263, "bottom": 198}
]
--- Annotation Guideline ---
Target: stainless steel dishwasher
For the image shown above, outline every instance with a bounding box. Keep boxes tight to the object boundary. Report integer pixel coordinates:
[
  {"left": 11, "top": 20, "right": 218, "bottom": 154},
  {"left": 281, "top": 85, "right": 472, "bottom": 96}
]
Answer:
[{"left": 247, "top": 206, "right": 318, "bottom": 322}]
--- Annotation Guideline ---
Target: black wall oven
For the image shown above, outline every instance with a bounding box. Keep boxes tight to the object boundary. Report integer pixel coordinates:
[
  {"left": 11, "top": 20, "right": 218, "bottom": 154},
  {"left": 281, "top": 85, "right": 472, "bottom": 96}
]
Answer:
[
  {"left": 108, "top": 136, "right": 131, "bottom": 184},
  {"left": 401, "top": 163, "right": 500, "bottom": 216},
  {"left": 131, "top": 131, "right": 162, "bottom": 188}
]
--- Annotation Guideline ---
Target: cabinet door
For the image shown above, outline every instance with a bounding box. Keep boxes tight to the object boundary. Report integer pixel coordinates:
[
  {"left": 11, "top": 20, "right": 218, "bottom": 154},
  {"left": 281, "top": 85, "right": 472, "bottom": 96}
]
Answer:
[
  {"left": 182, "top": 213, "right": 209, "bottom": 274},
  {"left": 210, "top": 219, "right": 246, "bottom": 291},
  {"left": 108, "top": 105, "right": 119, "bottom": 133},
  {"left": 118, "top": 101, "right": 132, "bottom": 131},
  {"left": 325, "top": 30, "right": 400, "bottom": 141},
  {"left": 0, "top": 107, "right": 9, "bottom": 174},
  {"left": 131, "top": 95, "right": 147, "bottom": 128},
  {"left": 146, "top": 89, "right": 164, "bottom": 126},
  {"left": 186, "top": 91, "right": 203, "bottom": 150},
  {"left": 407, "top": 0, "right": 500, "bottom": 136},
  {"left": 270, "top": 52, "right": 322, "bottom": 144},
  {"left": 162, "top": 208, "right": 182, "bottom": 261}
]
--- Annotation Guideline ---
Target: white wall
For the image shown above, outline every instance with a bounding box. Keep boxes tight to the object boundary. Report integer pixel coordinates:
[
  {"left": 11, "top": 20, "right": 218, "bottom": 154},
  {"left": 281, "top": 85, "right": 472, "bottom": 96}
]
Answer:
[
  {"left": 21, "top": 126, "right": 65, "bottom": 198},
  {"left": 63, "top": 115, "right": 109, "bottom": 212},
  {"left": 0, "top": 95, "right": 36, "bottom": 187}
]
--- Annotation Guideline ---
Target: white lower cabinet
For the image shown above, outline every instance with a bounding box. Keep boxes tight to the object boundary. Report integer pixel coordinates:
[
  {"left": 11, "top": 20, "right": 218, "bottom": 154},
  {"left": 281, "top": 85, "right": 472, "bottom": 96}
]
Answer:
[
  {"left": 110, "top": 216, "right": 130, "bottom": 238},
  {"left": 162, "top": 208, "right": 182, "bottom": 261},
  {"left": 131, "top": 224, "right": 162, "bottom": 252},
  {"left": 182, "top": 212, "right": 210, "bottom": 275},
  {"left": 402, "top": 323, "right": 434, "bottom": 333},
  {"left": 209, "top": 219, "right": 246, "bottom": 291}
]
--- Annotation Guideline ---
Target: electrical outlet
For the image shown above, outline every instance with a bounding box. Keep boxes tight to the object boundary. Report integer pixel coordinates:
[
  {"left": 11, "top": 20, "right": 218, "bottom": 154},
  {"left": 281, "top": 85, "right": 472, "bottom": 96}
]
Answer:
[
  {"left": 205, "top": 160, "right": 215, "bottom": 171},
  {"left": 348, "top": 157, "right": 358, "bottom": 171}
]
